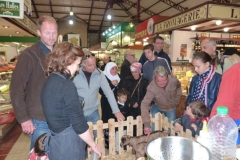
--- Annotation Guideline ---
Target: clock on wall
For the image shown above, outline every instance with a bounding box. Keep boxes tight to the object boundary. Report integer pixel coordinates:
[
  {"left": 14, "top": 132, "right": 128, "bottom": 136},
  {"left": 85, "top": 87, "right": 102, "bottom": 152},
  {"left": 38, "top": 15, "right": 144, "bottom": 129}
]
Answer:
[{"left": 147, "top": 18, "right": 154, "bottom": 35}]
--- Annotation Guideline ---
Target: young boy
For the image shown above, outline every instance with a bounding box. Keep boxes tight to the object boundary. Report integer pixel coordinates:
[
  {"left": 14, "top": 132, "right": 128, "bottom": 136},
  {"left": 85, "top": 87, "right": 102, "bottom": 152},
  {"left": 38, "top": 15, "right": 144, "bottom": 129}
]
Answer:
[
  {"left": 142, "top": 44, "right": 171, "bottom": 83},
  {"left": 115, "top": 88, "right": 131, "bottom": 152},
  {"left": 173, "top": 101, "right": 210, "bottom": 137}
]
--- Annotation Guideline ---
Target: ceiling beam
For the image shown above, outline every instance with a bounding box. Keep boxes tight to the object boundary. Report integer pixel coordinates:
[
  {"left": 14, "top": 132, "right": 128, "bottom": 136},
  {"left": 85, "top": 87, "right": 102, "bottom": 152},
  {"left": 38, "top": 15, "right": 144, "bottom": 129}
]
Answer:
[
  {"left": 56, "top": 15, "right": 88, "bottom": 25},
  {"left": 158, "top": 0, "right": 187, "bottom": 12},
  {"left": 156, "top": 0, "right": 186, "bottom": 15},
  {"left": 87, "top": 0, "right": 94, "bottom": 31},
  {"left": 33, "top": 3, "right": 122, "bottom": 10},
  {"left": 117, "top": 3, "right": 133, "bottom": 17},
  {"left": 31, "top": 11, "right": 128, "bottom": 17},
  {"left": 31, "top": 0, "right": 39, "bottom": 18},
  {"left": 122, "top": 0, "right": 156, "bottom": 16},
  {"left": 98, "top": 1, "right": 109, "bottom": 40},
  {"left": 48, "top": 0, "right": 53, "bottom": 17}
]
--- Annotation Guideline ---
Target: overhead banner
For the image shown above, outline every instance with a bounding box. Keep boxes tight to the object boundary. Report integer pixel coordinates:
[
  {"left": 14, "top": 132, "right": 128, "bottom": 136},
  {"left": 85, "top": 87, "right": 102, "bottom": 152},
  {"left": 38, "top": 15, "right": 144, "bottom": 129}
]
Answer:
[
  {"left": 0, "top": 0, "right": 24, "bottom": 19},
  {"left": 135, "top": 15, "right": 168, "bottom": 41},
  {"left": 154, "top": 4, "right": 207, "bottom": 33},
  {"left": 208, "top": 4, "right": 240, "bottom": 20}
]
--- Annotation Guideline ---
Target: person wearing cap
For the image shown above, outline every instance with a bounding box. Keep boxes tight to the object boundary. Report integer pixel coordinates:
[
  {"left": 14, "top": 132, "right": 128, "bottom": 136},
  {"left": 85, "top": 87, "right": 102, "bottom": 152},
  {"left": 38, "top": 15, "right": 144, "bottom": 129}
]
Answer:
[
  {"left": 120, "top": 62, "right": 148, "bottom": 120},
  {"left": 120, "top": 49, "right": 136, "bottom": 80},
  {"left": 120, "top": 62, "right": 148, "bottom": 136},
  {"left": 141, "top": 66, "right": 182, "bottom": 136}
]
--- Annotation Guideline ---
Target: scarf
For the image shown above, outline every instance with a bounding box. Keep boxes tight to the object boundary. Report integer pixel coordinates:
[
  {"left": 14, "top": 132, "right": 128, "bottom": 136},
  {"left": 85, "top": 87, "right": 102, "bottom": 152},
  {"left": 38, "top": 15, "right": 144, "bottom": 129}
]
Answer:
[
  {"left": 191, "top": 65, "right": 215, "bottom": 105},
  {"left": 103, "top": 62, "right": 120, "bottom": 83}
]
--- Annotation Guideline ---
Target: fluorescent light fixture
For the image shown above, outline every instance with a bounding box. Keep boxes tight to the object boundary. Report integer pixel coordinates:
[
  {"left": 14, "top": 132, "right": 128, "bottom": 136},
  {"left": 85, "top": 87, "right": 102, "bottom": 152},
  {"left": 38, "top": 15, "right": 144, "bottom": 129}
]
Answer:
[
  {"left": 216, "top": 20, "right": 222, "bottom": 25},
  {"left": 69, "top": 20, "right": 73, "bottom": 25},
  {"left": 191, "top": 26, "right": 196, "bottom": 30},
  {"left": 70, "top": 11, "right": 73, "bottom": 16},
  {"left": 224, "top": 28, "right": 229, "bottom": 32}
]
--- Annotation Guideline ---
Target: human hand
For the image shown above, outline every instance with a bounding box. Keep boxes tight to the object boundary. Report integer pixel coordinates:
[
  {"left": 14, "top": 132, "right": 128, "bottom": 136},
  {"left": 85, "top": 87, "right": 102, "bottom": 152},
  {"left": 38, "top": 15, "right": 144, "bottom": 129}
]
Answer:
[
  {"left": 21, "top": 120, "right": 36, "bottom": 134},
  {"left": 191, "top": 123, "right": 197, "bottom": 131},
  {"left": 133, "top": 102, "right": 138, "bottom": 108},
  {"left": 111, "top": 80, "right": 119, "bottom": 86},
  {"left": 144, "top": 127, "right": 151, "bottom": 137},
  {"left": 90, "top": 144, "right": 102, "bottom": 158},
  {"left": 114, "top": 112, "right": 125, "bottom": 121},
  {"left": 174, "top": 123, "right": 183, "bottom": 132}
]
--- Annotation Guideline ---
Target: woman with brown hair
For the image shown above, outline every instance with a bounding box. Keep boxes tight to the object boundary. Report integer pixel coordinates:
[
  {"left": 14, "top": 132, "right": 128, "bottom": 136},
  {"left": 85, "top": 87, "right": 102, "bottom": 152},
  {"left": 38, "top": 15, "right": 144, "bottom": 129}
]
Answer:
[{"left": 41, "top": 42, "right": 101, "bottom": 159}]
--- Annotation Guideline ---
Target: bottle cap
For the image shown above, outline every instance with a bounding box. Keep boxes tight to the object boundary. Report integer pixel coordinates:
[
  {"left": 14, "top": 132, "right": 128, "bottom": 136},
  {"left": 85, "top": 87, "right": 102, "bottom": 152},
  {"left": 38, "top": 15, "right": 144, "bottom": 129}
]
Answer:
[{"left": 217, "top": 106, "right": 228, "bottom": 115}]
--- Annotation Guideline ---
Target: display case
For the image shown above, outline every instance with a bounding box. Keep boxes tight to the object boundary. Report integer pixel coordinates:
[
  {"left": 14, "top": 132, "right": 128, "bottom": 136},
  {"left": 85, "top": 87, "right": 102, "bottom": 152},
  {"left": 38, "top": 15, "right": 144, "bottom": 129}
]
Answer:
[
  {"left": 0, "top": 68, "right": 16, "bottom": 139},
  {"left": 172, "top": 62, "right": 194, "bottom": 96}
]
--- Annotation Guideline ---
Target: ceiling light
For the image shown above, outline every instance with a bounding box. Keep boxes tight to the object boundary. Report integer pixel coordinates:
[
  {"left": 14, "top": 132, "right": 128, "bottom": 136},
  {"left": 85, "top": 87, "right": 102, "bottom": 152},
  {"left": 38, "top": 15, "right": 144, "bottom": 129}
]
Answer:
[
  {"left": 216, "top": 20, "right": 222, "bottom": 25},
  {"left": 191, "top": 26, "right": 196, "bottom": 30},
  {"left": 112, "top": 25, "right": 116, "bottom": 29},
  {"left": 224, "top": 28, "right": 229, "bottom": 32},
  {"left": 105, "top": 30, "right": 108, "bottom": 34},
  {"left": 107, "top": 14, "right": 112, "bottom": 20},
  {"left": 102, "top": 32, "right": 105, "bottom": 36},
  {"left": 9, "top": 35, "right": 12, "bottom": 37},
  {"left": 3, "top": 26, "right": 10, "bottom": 28},
  {"left": 69, "top": 20, "right": 73, "bottom": 25},
  {"left": 129, "top": 22, "right": 134, "bottom": 28},
  {"left": 143, "top": 39, "right": 147, "bottom": 42},
  {"left": 15, "top": 31, "right": 20, "bottom": 34},
  {"left": 70, "top": 11, "right": 73, "bottom": 16},
  {"left": 108, "top": 28, "right": 112, "bottom": 32}
]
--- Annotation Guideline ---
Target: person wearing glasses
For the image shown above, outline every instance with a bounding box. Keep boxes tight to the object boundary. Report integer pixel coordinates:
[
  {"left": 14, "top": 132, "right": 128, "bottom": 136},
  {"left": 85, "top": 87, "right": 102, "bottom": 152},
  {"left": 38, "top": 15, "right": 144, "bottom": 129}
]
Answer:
[
  {"left": 41, "top": 42, "right": 101, "bottom": 159},
  {"left": 10, "top": 15, "right": 58, "bottom": 150},
  {"left": 120, "top": 49, "right": 136, "bottom": 80},
  {"left": 73, "top": 53, "right": 125, "bottom": 138}
]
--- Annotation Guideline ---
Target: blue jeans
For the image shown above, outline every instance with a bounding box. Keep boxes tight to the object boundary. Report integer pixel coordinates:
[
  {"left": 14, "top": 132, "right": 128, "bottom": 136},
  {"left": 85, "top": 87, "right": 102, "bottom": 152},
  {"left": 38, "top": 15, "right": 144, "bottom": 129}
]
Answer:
[
  {"left": 85, "top": 109, "right": 100, "bottom": 139},
  {"left": 30, "top": 119, "right": 49, "bottom": 150},
  {"left": 151, "top": 105, "right": 176, "bottom": 131}
]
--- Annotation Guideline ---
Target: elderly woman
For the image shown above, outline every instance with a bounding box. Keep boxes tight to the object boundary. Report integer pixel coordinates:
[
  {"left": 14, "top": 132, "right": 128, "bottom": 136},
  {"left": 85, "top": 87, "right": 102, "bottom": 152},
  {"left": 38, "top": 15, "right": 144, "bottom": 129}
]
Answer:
[
  {"left": 186, "top": 51, "right": 222, "bottom": 111},
  {"left": 41, "top": 42, "right": 101, "bottom": 159},
  {"left": 120, "top": 62, "right": 148, "bottom": 119}
]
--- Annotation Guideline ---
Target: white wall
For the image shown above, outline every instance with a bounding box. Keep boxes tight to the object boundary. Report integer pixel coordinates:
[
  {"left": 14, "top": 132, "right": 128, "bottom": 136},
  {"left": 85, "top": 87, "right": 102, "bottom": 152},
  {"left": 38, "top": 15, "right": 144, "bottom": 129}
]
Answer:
[{"left": 170, "top": 30, "right": 232, "bottom": 62}]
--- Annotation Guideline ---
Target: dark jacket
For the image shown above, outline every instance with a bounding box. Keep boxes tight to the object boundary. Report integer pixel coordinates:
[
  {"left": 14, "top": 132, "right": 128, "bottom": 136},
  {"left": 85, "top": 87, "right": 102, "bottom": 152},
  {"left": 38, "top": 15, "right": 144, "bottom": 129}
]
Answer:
[
  {"left": 173, "top": 115, "right": 203, "bottom": 137},
  {"left": 99, "top": 75, "right": 119, "bottom": 123},
  {"left": 120, "top": 75, "right": 148, "bottom": 118},
  {"left": 10, "top": 41, "right": 49, "bottom": 123},
  {"left": 120, "top": 59, "right": 131, "bottom": 80},
  {"left": 139, "top": 50, "right": 172, "bottom": 70},
  {"left": 186, "top": 73, "right": 222, "bottom": 111}
]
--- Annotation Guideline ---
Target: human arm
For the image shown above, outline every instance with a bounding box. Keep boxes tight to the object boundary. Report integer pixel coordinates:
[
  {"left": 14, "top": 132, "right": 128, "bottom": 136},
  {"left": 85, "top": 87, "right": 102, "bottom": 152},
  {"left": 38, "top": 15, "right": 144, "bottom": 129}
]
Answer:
[
  {"left": 141, "top": 84, "right": 155, "bottom": 131},
  {"left": 79, "top": 129, "right": 101, "bottom": 157},
  {"left": 173, "top": 118, "right": 183, "bottom": 132}
]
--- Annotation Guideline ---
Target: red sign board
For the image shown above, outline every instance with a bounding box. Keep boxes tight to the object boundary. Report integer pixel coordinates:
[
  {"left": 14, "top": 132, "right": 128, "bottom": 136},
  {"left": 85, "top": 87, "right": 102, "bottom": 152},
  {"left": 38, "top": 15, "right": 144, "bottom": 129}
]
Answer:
[{"left": 135, "top": 15, "right": 168, "bottom": 41}]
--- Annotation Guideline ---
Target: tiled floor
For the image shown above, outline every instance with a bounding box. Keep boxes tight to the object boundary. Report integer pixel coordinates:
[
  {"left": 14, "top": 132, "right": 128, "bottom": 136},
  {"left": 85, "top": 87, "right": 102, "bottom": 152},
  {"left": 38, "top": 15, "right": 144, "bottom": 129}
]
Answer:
[{"left": 0, "top": 124, "right": 30, "bottom": 160}]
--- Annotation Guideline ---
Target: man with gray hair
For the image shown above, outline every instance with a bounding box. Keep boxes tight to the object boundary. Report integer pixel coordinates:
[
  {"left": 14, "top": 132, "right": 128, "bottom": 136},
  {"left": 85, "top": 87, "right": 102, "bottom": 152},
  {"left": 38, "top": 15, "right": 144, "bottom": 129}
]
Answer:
[
  {"left": 120, "top": 49, "right": 136, "bottom": 80},
  {"left": 73, "top": 54, "right": 124, "bottom": 138},
  {"left": 141, "top": 66, "right": 182, "bottom": 136},
  {"left": 201, "top": 38, "right": 221, "bottom": 73},
  {"left": 100, "top": 56, "right": 109, "bottom": 71}
]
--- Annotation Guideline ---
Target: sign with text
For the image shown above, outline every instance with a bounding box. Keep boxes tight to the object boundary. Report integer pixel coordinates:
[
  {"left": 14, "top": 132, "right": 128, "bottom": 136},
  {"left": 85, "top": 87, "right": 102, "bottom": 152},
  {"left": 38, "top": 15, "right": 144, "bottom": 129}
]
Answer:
[
  {"left": 0, "top": 0, "right": 24, "bottom": 19},
  {"left": 154, "top": 5, "right": 207, "bottom": 33},
  {"left": 208, "top": 4, "right": 240, "bottom": 20},
  {"left": 135, "top": 15, "right": 168, "bottom": 41}
]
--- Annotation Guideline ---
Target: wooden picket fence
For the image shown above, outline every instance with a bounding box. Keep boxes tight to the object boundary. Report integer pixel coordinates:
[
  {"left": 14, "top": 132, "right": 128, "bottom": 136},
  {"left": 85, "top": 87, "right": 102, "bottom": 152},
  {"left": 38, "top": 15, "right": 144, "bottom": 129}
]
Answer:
[{"left": 87, "top": 112, "right": 196, "bottom": 159}]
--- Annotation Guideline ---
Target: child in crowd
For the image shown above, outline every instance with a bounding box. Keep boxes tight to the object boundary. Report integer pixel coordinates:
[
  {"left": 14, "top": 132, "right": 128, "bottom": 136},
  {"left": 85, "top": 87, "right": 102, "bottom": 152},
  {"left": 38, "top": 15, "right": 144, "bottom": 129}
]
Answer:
[
  {"left": 28, "top": 133, "right": 49, "bottom": 160},
  {"left": 115, "top": 88, "right": 131, "bottom": 152},
  {"left": 173, "top": 101, "right": 210, "bottom": 137}
]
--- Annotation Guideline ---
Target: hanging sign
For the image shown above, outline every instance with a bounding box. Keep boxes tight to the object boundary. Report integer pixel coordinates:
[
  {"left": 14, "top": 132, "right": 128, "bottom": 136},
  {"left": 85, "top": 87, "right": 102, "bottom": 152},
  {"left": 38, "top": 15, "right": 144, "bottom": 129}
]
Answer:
[
  {"left": 208, "top": 4, "right": 240, "bottom": 20},
  {"left": 0, "top": 0, "right": 24, "bottom": 19},
  {"left": 154, "top": 4, "right": 207, "bottom": 33}
]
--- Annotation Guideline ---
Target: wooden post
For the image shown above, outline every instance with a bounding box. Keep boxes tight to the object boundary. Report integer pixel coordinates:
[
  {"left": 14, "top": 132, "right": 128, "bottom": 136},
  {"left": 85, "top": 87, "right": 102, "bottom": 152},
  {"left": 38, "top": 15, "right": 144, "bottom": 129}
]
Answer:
[{"left": 108, "top": 119, "right": 116, "bottom": 155}]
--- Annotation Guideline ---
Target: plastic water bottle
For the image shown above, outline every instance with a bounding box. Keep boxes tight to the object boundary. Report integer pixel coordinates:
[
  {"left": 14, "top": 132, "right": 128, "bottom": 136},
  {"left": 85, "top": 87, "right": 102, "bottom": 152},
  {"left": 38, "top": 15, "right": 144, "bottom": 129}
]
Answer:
[
  {"left": 208, "top": 106, "right": 238, "bottom": 160},
  {"left": 197, "top": 120, "right": 211, "bottom": 150}
]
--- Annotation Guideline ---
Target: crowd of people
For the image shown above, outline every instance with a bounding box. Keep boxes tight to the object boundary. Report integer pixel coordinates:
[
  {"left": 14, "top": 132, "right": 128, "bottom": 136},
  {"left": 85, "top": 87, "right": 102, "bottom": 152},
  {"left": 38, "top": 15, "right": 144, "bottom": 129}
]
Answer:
[{"left": 8, "top": 15, "right": 240, "bottom": 159}]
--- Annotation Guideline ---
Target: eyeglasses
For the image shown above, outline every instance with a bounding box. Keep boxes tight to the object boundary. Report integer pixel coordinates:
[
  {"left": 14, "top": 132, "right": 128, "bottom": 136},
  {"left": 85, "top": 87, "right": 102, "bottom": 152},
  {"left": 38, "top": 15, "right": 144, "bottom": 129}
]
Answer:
[{"left": 83, "top": 54, "right": 91, "bottom": 60}]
